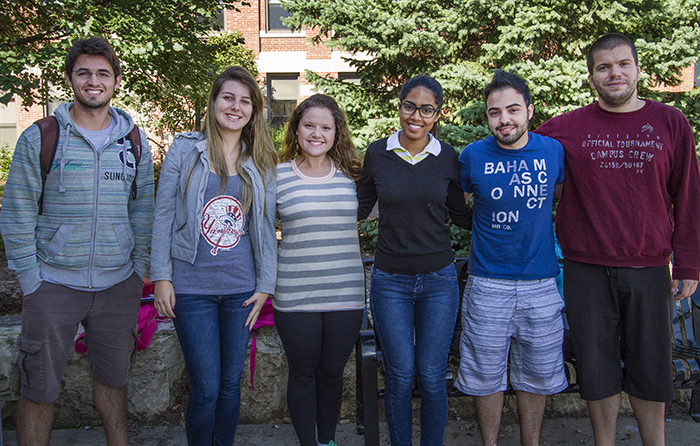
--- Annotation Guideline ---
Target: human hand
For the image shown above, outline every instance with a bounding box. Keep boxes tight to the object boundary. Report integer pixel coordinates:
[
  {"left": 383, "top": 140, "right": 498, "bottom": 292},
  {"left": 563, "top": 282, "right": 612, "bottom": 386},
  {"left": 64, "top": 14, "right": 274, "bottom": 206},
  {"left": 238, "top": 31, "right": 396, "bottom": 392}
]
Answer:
[
  {"left": 672, "top": 279, "right": 699, "bottom": 301},
  {"left": 154, "top": 280, "right": 177, "bottom": 318},
  {"left": 244, "top": 292, "right": 269, "bottom": 331}
]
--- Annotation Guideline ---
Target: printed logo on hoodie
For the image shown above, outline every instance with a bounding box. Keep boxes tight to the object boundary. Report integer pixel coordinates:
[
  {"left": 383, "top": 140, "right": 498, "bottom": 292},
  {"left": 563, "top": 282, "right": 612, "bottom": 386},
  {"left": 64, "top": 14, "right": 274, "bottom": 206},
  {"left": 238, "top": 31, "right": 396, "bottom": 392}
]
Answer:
[
  {"left": 104, "top": 140, "right": 136, "bottom": 182},
  {"left": 117, "top": 140, "right": 137, "bottom": 169}
]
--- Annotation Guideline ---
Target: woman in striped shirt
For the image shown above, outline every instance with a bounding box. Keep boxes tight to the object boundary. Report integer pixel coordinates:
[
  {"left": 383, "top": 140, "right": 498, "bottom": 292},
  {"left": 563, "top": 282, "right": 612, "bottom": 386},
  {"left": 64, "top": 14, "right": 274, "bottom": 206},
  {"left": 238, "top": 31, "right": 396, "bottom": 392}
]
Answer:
[{"left": 274, "top": 94, "right": 364, "bottom": 446}]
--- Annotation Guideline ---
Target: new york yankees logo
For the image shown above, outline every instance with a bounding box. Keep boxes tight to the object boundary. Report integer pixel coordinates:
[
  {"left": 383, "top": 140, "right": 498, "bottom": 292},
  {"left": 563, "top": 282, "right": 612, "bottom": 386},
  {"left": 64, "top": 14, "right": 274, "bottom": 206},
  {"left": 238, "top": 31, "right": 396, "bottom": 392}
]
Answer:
[{"left": 201, "top": 195, "right": 245, "bottom": 255}]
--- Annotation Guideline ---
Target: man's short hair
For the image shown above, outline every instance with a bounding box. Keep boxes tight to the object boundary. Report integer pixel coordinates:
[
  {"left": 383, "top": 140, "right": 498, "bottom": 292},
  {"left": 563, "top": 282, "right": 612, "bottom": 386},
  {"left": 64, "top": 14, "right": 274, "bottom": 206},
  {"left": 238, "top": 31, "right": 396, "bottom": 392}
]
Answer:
[
  {"left": 65, "top": 37, "right": 121, "bottom": 78},
  {"left": 483, "top": 70, "right": 531, "bottom": 107},
  {"left": 586, "top": 33, "right": 638, "bottom": 74}
]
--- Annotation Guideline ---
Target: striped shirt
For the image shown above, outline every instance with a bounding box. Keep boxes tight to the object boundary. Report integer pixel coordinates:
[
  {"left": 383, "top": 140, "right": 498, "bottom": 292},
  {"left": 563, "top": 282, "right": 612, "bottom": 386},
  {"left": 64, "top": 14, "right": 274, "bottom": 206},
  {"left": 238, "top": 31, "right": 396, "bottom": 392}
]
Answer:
[{"left": 274, "top": 159, "right": 365, "bottom": 312}]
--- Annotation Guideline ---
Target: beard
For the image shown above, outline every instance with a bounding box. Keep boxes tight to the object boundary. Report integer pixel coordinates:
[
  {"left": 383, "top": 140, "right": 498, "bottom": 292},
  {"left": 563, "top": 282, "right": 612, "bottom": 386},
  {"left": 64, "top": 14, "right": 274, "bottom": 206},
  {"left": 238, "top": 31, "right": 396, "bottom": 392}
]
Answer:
[
  {"left": 492, "top": 120, "right": 529, "bottom": 147},
  {"left": 593, "top": 78, "right": 637, "bottom": 109},
  {"left": 74, "top": 93, "right": 111, "bottom": 110}
]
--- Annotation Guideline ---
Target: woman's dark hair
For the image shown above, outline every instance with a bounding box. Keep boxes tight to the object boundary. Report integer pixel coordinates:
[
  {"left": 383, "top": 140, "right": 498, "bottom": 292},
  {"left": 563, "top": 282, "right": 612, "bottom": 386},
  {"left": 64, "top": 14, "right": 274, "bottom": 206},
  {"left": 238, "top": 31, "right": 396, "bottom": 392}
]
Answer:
[
  {"left": 280, "top": 94, "right": 362, "bottom": 182},
  {"left": 398, "top": 75, "right": 444, "bottom": 137}
]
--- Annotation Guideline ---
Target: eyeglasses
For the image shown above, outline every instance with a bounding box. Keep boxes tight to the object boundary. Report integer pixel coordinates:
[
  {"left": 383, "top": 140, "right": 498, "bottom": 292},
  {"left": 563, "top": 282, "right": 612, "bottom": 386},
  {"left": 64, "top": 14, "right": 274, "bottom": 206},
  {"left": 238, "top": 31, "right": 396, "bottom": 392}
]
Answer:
[
  {"left": 399, "top": 101, "right": 440, "bottom": 119},
  {"left": 73, "top": 69, "right": 113, "bottom": 80}
]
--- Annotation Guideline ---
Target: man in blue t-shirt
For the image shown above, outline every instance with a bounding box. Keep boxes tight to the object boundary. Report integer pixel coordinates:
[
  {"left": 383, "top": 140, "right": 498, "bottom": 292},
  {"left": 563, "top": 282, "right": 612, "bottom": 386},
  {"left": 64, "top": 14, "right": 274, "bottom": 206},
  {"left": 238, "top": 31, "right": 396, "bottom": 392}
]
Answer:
[{"left": 455, "top": 70, "right": 567, "bottom": 446}]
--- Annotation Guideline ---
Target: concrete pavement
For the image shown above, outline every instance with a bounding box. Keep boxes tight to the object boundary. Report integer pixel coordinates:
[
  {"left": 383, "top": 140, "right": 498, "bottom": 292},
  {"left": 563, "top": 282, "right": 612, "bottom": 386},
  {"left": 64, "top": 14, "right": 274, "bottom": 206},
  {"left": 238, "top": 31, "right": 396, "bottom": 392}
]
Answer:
[{"left": 3, "top": 417, "right": 700, "bottom": 445}]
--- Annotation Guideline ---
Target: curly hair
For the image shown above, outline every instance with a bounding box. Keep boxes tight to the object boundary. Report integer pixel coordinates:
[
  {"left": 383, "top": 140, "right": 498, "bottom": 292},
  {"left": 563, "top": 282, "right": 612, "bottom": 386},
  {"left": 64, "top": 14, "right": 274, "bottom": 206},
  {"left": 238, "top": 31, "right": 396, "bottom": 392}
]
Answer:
[{"left": 280, "top": 94, "right": 362, "bottom": 182}]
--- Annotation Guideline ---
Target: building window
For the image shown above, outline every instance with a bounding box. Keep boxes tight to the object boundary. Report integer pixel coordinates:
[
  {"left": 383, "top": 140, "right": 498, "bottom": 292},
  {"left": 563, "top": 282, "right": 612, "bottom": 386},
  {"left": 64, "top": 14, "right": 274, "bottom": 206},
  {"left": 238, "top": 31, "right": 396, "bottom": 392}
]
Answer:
[
  {"left": 47, "top": 99, "right": 65, "bottom": 117},
  {"left": 213, "top": 8, "right": 224, "bottom": 28},
  {"left": 194, "top": 6, "right": 224, "bottom": 30},
  {"left": 0, "top": 99, "right": 17, "bottom": 150},
  {"left": 267, "top": 0, "right": 292, "bottom": 31},
  {"left": 695, "top": 63, "right": 700, "bottom": 87},
  {"left": 338, "top": 72, "right": 361, "bottom": 84},
  {"left": 265, "top": 75, "right": 299, "bottom": 127}
]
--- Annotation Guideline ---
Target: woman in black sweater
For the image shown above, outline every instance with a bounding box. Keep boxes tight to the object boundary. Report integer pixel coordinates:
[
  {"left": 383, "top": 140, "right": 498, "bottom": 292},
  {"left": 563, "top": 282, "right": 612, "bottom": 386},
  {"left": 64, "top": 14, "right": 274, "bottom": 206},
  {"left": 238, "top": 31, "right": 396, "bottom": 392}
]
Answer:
[{"left": 357, "top": 75, "right": 472, "bottom": 446}]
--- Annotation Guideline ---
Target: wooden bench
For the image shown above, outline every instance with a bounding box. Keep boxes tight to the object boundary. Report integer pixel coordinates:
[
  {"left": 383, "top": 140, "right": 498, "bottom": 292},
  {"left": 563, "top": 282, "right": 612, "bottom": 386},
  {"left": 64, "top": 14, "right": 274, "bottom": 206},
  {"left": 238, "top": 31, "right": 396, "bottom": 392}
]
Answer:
[{"left": 354, "top": 258, "right": 700, "bottom": 446}]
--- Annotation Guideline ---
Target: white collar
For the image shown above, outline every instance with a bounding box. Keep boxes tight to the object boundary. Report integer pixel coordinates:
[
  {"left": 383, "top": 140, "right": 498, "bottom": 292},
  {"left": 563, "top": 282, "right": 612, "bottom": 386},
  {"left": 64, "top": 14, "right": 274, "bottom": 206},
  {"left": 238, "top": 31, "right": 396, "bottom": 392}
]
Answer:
[{"left": 386, "top": 130, "right": 441, "bottom": 156}]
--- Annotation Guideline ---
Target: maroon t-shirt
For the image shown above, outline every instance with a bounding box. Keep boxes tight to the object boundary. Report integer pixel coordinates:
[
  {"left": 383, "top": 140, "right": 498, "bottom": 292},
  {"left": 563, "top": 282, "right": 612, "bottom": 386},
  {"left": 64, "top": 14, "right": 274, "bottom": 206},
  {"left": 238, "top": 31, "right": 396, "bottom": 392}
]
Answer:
[{"left": 536, "top": 100, "right": 700, "bottom": 280}]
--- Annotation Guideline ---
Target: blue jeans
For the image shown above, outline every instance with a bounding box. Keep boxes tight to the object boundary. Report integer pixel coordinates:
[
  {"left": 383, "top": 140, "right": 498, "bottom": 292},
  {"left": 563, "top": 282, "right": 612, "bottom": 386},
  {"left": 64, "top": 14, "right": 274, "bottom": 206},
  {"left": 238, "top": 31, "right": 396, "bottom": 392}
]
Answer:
[
  {"left": 173, "top": 291, "right": 253, "bottom": 446},
  {"left": 369, "top": 264, "right": 459, "bottom": 446}
]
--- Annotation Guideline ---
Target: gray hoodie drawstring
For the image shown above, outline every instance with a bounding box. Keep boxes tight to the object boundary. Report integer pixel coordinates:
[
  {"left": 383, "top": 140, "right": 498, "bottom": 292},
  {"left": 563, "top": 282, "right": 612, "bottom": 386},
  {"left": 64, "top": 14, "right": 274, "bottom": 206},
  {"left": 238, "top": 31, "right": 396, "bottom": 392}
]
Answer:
[
  {"left": 58, "top": 123, "right": 70, "bottom": 193},
  {"left": 121, "top": 137, "right": 129, "bottom": 192}
]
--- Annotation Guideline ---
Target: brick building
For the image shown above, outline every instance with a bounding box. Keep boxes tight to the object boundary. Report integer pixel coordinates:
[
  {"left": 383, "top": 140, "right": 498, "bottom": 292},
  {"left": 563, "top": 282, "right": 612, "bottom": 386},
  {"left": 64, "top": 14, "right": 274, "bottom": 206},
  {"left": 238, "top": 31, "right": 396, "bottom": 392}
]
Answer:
[
  {"left": 1, "top": 10, "right": 698, "bottom": 149},
  {"left": 654, "top": 65, "right": 697, "bottom": 93},
  {"left": 225, "top": 0, "right": 359, "bottom": 127},
  {"left": 1, "top": 1, "right": 358, "bottom": 148}
]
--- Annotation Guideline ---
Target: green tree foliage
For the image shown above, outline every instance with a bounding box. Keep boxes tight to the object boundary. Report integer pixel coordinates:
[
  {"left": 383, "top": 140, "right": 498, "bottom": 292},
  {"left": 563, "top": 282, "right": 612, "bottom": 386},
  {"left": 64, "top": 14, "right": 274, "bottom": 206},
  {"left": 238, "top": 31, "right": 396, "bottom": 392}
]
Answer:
[
  {"left": 1, "top": 0, "right": 256, "bottom": 139},
  {"left": 283, "top": 0, "right": 700, "bottom": 254},
  {"left": 119, "top": 31, "right": 258, "bottom": 137},
  {"left": 0, "top": 142, "right": 12, "bottom": 181},
  {"left": 268, "top": 124, "right": 288, "bottom": 152},
  {"left": 664, "top": 88, "right": 700, "bottom": 157},
  {"left": 283, "top": 0, "right": 700, "bottom": 147}
]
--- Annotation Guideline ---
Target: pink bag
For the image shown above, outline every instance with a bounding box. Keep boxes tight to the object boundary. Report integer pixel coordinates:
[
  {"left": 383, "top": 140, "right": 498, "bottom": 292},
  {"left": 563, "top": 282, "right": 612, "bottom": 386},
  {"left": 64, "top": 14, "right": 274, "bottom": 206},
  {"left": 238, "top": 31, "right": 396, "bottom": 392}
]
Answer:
[
  {"left": 74, "top": 281, "right": 164, "bottom": 353},
  {"left": 249, "top": 297, "right": 275, "bottom": 390}
]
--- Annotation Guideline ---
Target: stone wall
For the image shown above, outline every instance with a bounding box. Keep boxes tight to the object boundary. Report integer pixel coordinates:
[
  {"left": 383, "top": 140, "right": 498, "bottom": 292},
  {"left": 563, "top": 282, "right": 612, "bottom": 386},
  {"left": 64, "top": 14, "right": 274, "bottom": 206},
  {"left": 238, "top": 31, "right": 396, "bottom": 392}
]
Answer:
[
  {"left": 0, "top": 315, "right": 692, "bottom": 427},
  {"left": 0, "top": 316, "right": 187, "bottom": 426},
  {"left": 0, "top": 318, "right": 339, "bottom": 426}
]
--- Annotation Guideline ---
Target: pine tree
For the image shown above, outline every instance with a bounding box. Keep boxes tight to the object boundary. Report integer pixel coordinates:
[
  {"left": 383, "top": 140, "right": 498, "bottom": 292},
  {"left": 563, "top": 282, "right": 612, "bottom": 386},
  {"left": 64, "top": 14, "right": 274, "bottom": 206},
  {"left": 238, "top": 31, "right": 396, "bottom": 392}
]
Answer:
[{"left": 283, "top": 0, "right": 700, "bottom": 147}]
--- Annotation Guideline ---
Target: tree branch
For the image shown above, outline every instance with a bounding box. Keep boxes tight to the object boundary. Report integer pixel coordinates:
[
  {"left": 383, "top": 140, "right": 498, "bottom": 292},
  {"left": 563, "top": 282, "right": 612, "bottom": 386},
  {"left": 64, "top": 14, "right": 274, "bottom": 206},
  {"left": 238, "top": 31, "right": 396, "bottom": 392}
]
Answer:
[{"left": 6, "top": 25, "right": 69, "bottom": 48}]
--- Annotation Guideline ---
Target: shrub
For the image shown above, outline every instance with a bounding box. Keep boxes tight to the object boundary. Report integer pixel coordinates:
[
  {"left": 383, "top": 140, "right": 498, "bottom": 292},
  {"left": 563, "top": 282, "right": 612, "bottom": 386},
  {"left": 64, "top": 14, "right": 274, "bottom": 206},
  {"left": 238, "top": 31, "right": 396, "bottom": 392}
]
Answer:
[
  {"left": 0, "top": 143, "right": 12, "bottom": 181},
  {"left": 269, "top": 124, "right": 287, "bottom": 153},
  {"left": 358, "top": 219, "right": 378, "bottom": 254}
]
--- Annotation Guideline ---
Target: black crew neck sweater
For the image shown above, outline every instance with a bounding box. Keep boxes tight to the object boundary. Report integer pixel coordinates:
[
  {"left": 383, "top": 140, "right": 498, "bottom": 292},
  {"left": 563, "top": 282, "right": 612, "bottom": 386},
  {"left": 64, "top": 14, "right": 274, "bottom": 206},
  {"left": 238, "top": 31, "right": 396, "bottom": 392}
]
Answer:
[{"left": 357, "top": 137, "right": 472, "bottom": 274}]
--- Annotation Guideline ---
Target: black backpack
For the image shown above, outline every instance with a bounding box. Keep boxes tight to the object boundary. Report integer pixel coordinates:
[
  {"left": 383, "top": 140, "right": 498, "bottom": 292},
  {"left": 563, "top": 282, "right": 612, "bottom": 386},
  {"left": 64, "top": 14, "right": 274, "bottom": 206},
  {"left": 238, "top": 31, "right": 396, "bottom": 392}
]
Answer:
[{"left": 34, "top": 116, "right": 142, "bottom": 214}]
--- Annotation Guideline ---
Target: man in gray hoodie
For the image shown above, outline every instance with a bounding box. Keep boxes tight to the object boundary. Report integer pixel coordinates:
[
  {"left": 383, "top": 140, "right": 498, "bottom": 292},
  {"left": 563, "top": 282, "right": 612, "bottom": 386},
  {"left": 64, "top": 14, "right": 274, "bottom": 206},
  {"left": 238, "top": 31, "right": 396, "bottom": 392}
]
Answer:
[{"left": 0, "top": 37, "right": 154, "bottom": 446}]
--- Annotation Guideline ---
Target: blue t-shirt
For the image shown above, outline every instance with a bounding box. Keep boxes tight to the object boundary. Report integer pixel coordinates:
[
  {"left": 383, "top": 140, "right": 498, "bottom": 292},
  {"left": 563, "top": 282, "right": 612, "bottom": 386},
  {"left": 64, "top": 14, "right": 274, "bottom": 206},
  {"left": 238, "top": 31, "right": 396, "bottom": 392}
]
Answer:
[{"left": 459, "top": 132, "right": 565, "bottom": 280}]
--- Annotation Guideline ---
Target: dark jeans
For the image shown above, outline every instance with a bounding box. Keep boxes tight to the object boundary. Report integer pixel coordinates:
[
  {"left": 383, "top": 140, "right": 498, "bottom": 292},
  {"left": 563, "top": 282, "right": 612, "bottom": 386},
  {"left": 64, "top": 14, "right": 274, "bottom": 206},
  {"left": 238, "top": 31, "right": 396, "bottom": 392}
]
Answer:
[
  {"left": 274, "top": 309, "right": 364, "bottom": 446},
  {"left": 173, "top": 291, "right": 253, "bottom": 446},
  {"left": 369, "top": 264, "right": 459, "bottom": 446}
]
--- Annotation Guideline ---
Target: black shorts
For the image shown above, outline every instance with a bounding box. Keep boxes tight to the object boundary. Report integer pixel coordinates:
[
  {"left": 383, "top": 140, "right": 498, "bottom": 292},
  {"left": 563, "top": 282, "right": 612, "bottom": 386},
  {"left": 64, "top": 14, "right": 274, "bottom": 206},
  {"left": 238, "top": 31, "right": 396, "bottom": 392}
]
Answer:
[{"left": 563, "top": 260, "right": 673, "bottom": 402}]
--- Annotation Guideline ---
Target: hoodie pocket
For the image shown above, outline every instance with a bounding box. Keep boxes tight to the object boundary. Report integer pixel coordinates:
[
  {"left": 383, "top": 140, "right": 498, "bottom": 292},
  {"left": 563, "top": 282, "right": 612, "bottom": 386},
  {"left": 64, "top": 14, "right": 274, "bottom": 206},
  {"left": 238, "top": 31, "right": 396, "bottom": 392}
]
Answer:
[
  {"left": 43, "top": 224, "right": 77, "bottom": 260},
  {"left": 113, "top": 222, "right": 132, "bottom": 263}
]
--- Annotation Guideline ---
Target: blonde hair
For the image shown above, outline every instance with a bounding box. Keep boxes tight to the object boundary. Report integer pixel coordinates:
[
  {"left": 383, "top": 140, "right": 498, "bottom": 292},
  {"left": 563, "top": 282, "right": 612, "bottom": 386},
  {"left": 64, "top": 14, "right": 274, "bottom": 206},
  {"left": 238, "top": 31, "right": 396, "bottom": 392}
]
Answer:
[
  {"left": 201, "top": 66, "right": 277, "bottom": 212},
  {"left": 280, "top": 94, "right": 362, "bottom": 183}
]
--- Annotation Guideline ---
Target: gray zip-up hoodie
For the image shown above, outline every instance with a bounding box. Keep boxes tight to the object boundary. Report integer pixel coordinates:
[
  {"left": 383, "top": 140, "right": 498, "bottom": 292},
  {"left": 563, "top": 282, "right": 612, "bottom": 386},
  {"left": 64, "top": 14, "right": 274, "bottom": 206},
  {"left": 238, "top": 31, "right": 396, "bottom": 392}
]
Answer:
[
  {"left": 150, "top": 132, "right": 277, "bottom": 295},
  {"left": 0, "top": 103, "right": 155, "bottom": 295}
]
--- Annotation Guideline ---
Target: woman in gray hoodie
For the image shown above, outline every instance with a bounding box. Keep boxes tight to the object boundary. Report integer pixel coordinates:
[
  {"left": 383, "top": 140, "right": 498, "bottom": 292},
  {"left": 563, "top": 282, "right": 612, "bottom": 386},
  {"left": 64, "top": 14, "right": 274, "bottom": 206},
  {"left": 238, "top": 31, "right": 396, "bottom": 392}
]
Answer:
[{"left": 150, "top": 66, "right": 277, "bottom": 446}]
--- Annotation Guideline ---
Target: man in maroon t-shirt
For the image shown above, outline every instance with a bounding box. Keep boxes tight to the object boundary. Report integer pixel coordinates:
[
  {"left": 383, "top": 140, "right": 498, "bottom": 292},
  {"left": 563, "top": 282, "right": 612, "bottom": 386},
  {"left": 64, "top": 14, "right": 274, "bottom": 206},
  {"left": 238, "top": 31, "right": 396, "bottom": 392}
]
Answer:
[{"left": 537, "top": 33, "right": 700, "bottom": 446}]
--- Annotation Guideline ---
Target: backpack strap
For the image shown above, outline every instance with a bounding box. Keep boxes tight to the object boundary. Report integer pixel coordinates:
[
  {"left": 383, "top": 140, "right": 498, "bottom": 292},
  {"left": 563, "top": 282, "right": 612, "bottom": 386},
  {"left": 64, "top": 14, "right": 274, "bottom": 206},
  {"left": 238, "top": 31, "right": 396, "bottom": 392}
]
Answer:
[
  {"left": 35, "top": 119, "right": 143, "bottom": 209},
  {"left": 128, "top": 125, "right": 142, "bottom": 164},
  {"left": 35, "top": 116, "right": 59, "bottom": 215},
  {"left": 125, "top": 125, "right": 142, "bottom": 199}
]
